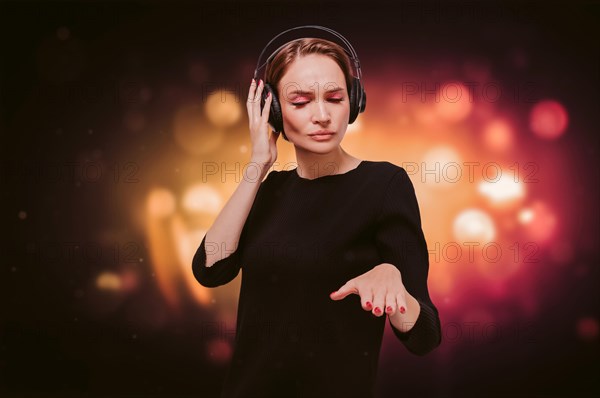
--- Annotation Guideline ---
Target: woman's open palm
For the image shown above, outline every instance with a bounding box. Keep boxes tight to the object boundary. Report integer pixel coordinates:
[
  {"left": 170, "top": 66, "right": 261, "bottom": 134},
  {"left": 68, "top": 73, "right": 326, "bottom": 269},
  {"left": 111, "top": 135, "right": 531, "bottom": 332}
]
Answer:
[{"left": 330, "top": 263, "right": 408, "bottom": 317}]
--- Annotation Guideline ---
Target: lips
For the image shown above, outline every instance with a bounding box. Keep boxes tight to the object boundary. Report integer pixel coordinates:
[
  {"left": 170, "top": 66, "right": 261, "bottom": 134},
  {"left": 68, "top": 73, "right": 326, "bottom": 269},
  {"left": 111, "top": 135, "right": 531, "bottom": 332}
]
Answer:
[{"left": 309, "top": 130, "right": 335, "bottom": 136}]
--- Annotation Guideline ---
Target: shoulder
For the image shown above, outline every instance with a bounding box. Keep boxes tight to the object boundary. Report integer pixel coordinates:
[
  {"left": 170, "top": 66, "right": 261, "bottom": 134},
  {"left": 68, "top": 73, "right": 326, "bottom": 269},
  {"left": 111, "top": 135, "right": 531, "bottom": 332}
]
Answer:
[
  {"left": 260, "top": 168, "right": 281, "bottom": 186},
  {"left": 259, "top": 168, "right": 290, "bottom": 191},
  {"left": 365, "top": 160, "right": 408, "bottom": 182}
]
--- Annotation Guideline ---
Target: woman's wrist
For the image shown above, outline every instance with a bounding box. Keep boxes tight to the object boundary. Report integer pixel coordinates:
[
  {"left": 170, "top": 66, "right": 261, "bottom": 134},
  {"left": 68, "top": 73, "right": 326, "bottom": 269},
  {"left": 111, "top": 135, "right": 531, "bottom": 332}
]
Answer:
[
  {"left": 250, "top": 154, "right": 272, "bottom": 166},
  {"left": 389, "top": 293, "right": 420, "bottom": 333},
  {"left": 247, "top": 157, "right": 272, "bottom": 181}
]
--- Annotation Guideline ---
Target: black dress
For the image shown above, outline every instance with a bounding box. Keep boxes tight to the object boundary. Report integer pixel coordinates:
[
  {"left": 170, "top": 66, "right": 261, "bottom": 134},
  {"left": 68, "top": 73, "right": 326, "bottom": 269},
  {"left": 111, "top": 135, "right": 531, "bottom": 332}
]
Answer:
[{"left": 193, "top": 160, "right": 442, "bottom": 398}]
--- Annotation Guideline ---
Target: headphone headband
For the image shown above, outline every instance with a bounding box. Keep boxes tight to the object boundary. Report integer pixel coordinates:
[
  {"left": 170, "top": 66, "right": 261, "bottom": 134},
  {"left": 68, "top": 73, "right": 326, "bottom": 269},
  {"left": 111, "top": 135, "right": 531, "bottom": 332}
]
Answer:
[{"left": 253, "top": 25, "right": 363, "bottom": 82}]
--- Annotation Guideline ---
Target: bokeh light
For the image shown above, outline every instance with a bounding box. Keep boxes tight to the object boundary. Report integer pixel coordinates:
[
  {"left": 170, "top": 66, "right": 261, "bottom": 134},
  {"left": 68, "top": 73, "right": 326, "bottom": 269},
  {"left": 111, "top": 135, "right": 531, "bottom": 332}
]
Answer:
[
  {"left": 478, "top": 173, "right": 525, "bottom": 206},
  {"left": 205, "top": 90, "right": 243, "bottom": 128},
  {"left": 434, "top": 82, "right": 473, "bottom": 123},
  {"left": 146, "top": 188, "right": 176, "bottom": 218},
  {"left": 576, "top": 317, "right": 599, "bottom": 342},
  {"left": 421, "top": 146, "right": 463, "bottom": 187},
  {"left": 453, "top": 209, "right": 496, "bottom": 244},
  {"left": 518, "top": 201, "right": 557, "bottom": 243},
  {"left": 529, "top": 99, "right": 569, "bottom": 140},
  {"left": 182, "top": 184, "right": 222, "bottom": 215},
  {"left": 482, "top": 118, "right": 514, "bottom": 152},
  {"left": 96, "top": 272, "right": 122, "bottom": 291}
]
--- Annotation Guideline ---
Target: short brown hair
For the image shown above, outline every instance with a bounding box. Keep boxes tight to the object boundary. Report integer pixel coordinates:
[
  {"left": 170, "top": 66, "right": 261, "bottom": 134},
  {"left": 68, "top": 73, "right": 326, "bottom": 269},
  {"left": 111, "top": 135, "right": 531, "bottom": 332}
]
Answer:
[{"left": 265, "top": 38, "right": 354, "bottom": 141}]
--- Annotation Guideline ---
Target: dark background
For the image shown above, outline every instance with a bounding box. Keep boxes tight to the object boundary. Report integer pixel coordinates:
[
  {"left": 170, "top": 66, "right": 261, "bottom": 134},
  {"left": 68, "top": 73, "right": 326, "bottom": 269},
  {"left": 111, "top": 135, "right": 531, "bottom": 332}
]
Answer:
[{"left": 1, "top": 1, "right": 599, "bottom": 397}]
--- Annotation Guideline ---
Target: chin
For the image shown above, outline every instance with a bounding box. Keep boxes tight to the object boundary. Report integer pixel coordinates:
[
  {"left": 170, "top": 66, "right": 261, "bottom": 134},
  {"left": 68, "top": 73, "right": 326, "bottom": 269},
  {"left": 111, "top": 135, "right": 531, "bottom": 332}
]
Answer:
[
  {"left": 306, "top": 140, "right": 341, "bottom": 152},
  {"left": 307, "top": 144, "right": 336, "bottom": 152}
]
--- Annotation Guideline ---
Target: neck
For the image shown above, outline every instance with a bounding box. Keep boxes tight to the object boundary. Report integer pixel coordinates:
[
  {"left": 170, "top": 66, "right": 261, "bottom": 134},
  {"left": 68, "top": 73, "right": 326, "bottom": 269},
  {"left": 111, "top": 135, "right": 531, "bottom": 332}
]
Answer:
[{"left": 294, "top": 145, "right": 358, "bottom": 180}]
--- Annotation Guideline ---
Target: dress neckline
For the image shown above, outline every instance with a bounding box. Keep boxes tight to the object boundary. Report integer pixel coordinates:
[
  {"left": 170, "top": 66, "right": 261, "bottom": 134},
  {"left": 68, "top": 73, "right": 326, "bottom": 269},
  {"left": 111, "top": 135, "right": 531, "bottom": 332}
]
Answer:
[{"left": 293, "top": 160, "right": 367, "bottom": 182}]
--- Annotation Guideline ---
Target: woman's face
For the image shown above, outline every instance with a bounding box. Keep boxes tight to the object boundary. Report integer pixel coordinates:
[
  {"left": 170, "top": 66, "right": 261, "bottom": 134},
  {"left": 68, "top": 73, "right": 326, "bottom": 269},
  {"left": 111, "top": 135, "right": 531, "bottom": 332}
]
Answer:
[{"left": 277, "top": 54, "right": 350, "bottom": 153}]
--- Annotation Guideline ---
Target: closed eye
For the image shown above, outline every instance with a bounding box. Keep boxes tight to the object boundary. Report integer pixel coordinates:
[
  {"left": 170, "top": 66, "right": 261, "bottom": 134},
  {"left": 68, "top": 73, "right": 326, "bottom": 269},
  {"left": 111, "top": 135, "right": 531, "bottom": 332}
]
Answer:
[{"left": 291, "top": 99, "right": 344, "bottom": 107}]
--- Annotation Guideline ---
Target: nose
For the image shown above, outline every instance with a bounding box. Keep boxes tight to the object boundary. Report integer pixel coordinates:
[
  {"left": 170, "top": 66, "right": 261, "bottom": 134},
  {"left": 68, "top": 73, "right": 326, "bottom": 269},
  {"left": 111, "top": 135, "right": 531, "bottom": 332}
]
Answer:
[{"left": 311, "top": 99, "right": 331, "bottom": 124}]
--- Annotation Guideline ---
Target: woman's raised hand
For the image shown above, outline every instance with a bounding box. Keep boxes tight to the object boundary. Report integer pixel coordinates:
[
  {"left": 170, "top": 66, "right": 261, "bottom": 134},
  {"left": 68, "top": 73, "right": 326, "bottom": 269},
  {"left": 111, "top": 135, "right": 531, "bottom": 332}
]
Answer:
[{"left": 247, "top": 78, "right": 279, "bottom": 167}]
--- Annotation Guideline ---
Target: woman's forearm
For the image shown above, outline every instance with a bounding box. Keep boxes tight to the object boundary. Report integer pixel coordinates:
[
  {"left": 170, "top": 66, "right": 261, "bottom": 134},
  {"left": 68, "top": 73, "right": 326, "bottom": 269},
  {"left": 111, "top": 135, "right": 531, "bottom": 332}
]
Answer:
[
  {"left": 389, "top": 292, "right": 442, "bottom": 356},
  {"left": 203, "top": 159, "right": 270, "bottom": 268}
]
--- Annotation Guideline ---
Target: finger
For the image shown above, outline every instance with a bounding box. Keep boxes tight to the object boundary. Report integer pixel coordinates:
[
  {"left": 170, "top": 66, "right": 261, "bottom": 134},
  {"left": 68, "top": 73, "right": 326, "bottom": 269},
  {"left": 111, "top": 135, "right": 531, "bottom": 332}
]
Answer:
[
  {"left": 261, "top": 90, "right": 272, "bottom": 122},
  {"left": 330, "top": 281, "right": 357, "bottom": 301},
  {"left": 247, "top": 79, "right": 257, "bottom": 124},
  {"left": 396, "top": 293, "right": 407, "bottom": 315},
  {"left": 385, "top": 292, "right": 396, "bottom": 316},
  {"left": 372, "top": 289, "right": 386, "bottom": 317},
  {"left": 247, "top": 78, "right": 257, "bottom": 102},
  {"left": 252, "top": 79, "right": 265, "bottom": 123},
  {"left": 360, "top": 288, "right": 374, "bottom": 311}
]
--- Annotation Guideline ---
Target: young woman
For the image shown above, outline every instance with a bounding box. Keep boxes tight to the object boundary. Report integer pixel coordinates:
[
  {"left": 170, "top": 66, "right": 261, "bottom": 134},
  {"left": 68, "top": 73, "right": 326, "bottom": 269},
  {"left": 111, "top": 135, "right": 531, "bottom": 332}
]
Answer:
[{"left": 193, "top": 31, "right": 441, "bottom": 398}]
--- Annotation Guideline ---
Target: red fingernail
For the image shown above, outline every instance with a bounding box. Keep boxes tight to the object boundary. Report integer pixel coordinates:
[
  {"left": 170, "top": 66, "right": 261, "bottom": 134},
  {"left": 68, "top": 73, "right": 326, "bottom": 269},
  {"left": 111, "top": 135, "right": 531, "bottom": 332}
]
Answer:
[
  {"left": 386, "top": 306, "right": 393, "bottom": 313},
  {"left": 374, "top": 307, "right": 381, "bottom": 314},
  {"left": 400, "top": 306, "right": 406, "bottom": 314},
  {"left": 267, "top": 91, "right": 271, "bottom": 97},
  {"left": 366, "top": 301, "right": 372, "bottom": 308}
]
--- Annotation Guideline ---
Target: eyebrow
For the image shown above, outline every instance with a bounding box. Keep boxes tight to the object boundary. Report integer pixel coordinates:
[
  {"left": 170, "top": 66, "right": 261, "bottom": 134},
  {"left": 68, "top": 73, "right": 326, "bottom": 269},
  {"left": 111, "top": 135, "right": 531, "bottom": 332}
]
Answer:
[{"left": 288, "top": 87, "right": 345, "bottom": 95}]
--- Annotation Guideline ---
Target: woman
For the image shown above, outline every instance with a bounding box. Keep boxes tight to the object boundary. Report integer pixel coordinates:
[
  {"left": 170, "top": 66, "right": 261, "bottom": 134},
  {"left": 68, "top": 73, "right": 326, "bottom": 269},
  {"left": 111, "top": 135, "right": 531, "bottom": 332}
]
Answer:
[{"left": 193, "top": 34, "right": 442, "bottom": 398}]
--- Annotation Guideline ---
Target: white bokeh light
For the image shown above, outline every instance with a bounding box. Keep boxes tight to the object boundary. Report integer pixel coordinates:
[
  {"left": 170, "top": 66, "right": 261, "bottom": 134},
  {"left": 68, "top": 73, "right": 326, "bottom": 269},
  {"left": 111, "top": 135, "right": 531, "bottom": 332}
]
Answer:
[{"left": 453, "top": 209, "right": 496, "bottom": 244}]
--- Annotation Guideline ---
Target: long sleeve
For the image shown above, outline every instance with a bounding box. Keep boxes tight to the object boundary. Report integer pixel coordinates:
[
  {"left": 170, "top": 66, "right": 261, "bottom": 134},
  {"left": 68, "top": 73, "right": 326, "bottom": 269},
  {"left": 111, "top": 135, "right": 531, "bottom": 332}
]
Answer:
[
  {"left": 374, "top": 168, "right": 442, "bottom": 355},
  {"left": 192, "top": 170, "right": 276, "bottom": 288},
  {"left": 192, "top": 232, "right": 244, "bottom": 288}
]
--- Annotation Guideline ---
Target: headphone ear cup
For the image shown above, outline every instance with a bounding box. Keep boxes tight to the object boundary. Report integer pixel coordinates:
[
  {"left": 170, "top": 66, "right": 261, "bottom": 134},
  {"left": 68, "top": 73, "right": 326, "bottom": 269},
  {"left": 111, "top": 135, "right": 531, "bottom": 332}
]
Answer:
[
  {"left": 348, "top": 77, "right": 360, "bottom": 124},
  {"left": 261, "top": 83, "right": 285, "bottom": 137},
  {"left": 359, "top": 89, "right": 367, "bottom": 114},
  {"left": 348, "top": 77, "right": 366, "bottom": 125}
]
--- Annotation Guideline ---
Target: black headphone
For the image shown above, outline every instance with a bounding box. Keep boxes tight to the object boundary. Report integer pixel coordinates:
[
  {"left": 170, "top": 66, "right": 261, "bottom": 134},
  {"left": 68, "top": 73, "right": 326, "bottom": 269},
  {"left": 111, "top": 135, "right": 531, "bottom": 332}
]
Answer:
[{"left": 253, "top": 25, "right": 367, "bottom": 140}]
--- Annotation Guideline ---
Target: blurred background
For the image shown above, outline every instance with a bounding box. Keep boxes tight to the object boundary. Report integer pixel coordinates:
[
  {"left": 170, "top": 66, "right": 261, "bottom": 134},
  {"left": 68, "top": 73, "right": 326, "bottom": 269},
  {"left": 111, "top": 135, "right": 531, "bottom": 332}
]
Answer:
[{"left": 1, "top": 0, "right": 598, "bottom": 397}]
